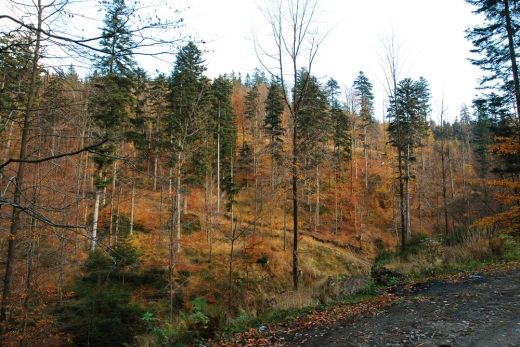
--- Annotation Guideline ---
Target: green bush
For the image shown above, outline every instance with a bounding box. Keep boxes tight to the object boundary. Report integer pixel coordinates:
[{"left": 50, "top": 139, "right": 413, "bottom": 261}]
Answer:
[
  {"left": 84, "top": 249, "right": 114, "bottom": 272},
  {"left": 406, "top": 232, "right": 429, "bottom": 254},
  {"left": 55, "top": 286, "right": 145, "bottom": 347},
  {"left": 441, "top": 227, "right": 470, "bottom": 246},
  {"left": 374, "top": 249, "right": 396, "bottom": 265}
]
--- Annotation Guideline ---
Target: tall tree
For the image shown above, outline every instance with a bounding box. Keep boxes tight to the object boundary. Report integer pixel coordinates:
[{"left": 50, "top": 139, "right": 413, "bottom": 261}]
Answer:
[
  {"left": 295, "top": 70, "right": 330, "bottom": 231},
  {"left": 466, "top": 0, "right": 520, "bottom": 120},
  {"left": 165, "top": 41, "right": 211, "bottom": 320},
  {"left": 166, "top": 42, "right": 211, "bottom": 252},
  {"left": 211, "top": 75, "right": 239, "bottom": 212},
  {"left": 264, "top": 77, "right": 286, "bottom": 187},
  {"left": 387, "top": 77, "right": 431, "bottom": 251},
  {"left": 89, "top": 0, "right": 137, "bottom": 251},
  {"left": 329, "top": 86, "right": 351, "bottom": 234},
  {"left": 353, "top": 71, "right": 375, "bottom": 189},
  {"left": 255, "top": 0, "right": 327, "bottom": 289}
]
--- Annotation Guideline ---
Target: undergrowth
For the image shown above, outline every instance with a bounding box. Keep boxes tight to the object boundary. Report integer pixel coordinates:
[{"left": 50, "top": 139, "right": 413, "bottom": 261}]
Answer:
[{"left": 132, "top": 229, "right": 520, "bottom": 346}]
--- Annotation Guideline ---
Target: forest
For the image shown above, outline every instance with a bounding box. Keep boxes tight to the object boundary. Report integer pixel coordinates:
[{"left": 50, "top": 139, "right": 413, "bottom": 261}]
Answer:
[{"left": 1, "top": 0, "right": 519, "bottom": 346}]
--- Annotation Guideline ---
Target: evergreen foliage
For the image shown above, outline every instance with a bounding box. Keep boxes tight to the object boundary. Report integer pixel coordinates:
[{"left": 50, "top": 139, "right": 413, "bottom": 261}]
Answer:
[
  {"left": 465, "top": 0, "right": 520, "bottom": 118},
  {"left": 166, "top": 42, "right": 212, "bottom": 184},
  {"left": 211, "top": 75, "right": 239, "bottom": 209},
  {"left": 295, "top": 70, "right": 331, "bottom": 166},
  {"left": 264, "top": 78, "right": 286, "bottom": 160},
  {"left": 387, "top": 77, "right": 431, "bottom": 158},
  {"left": 353, "top": 71, "right": 375, "bottom": 124}
]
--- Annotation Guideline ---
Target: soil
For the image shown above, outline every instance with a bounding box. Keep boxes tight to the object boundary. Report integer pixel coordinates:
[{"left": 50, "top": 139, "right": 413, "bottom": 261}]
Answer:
[{"left": 211, "top": 264, "right": 520, "bottom": 347}]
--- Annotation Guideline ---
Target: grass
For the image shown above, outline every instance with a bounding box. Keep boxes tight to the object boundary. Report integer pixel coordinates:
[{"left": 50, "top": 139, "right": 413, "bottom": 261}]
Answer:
[
  {"left": 133, "top": 225, "right": 520, "bottom": 346},
  {"left": 378, "top": 229, "right": 520, "bottom": 282}
]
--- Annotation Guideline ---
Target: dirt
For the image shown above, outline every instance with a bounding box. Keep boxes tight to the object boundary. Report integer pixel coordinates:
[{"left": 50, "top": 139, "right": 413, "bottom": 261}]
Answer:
[{"left": 211, "top": 264, "right": 520, "bottom": 347}]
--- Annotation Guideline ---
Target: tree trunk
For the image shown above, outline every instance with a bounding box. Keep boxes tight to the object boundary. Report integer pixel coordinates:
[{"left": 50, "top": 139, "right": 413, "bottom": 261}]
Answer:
[
  {"left": 91, "top": 178, "right": 102, "bottom": 251},
  {"left": 176, "top": 152, "right": 182, "bottom": 253},
  {"left": 315, "top": 164, "right": 320, "bottom": 230},
  {"left": 334, "top": 168, "right": 339, "bottom": 234},
  {"left": 153, "top": 146, "right": 158, "bottom": 191},
  {"left": 504, "top": 0, "right": 520, "bottom": 120},
  {"left": 1, "top": 2, "right": 42, "bottom": 336},
  {"left": 441, "top": 121, "right": 449, "bottom": 235},
  {"left": 364, "top": 128, "right": 369, "bottom": 189},
  {"left": 217, "top": 106, "right": 221, "bottom": 213},
  {"left": 292, "top": 123, "right": 299, "bottom": 290},
  {"left": 115, "top": 184, "right": 122, "bottom": 247},
  {"left": 283, "top": 193, "right": 287, "bottom": 250},
  {"left": 130, "top": 180, "right": 135, "bottom": 235},
  {"left": 405, "top": 145, "right": 411, "bottom": 240},
  {"left": 109, "top": 162, "right": 117, "bottom": 245}
]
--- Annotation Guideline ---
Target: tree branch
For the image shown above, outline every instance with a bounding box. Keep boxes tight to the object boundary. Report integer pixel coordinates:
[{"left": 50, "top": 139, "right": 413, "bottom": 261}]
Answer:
[{"left": 0, "top": 139, "right": 108, "bottom": 171}]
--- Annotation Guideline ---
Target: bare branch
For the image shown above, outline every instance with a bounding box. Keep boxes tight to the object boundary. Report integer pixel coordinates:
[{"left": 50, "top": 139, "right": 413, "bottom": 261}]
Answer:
[{"left": 0, "top": 139, "right": 108, "bottom": 170}]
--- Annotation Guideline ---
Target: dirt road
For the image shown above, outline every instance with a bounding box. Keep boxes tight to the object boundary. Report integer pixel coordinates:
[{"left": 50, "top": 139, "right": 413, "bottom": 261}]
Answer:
[{"left": 213, "top": 265, "right": 520, "bottom": 347}]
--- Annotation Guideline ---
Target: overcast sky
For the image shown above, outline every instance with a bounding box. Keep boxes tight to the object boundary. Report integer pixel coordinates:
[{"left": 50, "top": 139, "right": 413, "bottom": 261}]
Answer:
[
  {"left": 1, "top": 0, "right": 485, "bottom": 122},
  {"left": 172, "top": 0, "right": 484, "bottom": 122}
]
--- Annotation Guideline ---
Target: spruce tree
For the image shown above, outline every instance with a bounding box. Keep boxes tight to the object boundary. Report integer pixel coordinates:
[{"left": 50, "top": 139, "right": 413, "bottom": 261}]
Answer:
[
  {"left": 166, "top": 42, "right": 211, "bottom": 253},
  {"left": 295, "top": 70, "right": 330, "bottom": 231},
  {"left": 387, "top": 77, "right": 431, "bottom": 251},
  {"left": 89, "top": 0, "right": 138, "bottom": 251},
  {"left": 240, "top": 83, "right": 261, "bottom": 186},
  {"left": 353, "top": 71, "right": 375, "bottom": 189},
  {"left": 295, "top": 70, "right": 330, "bottom": 164},
  {"left": 264, "top": 78, "right": 286, "bottom": 186},
  {"left": 466, "top": 0, "right": 520, "bottom": 119},
  {"left": 211, "top": 75, "right": 239, "bottom": 211}
]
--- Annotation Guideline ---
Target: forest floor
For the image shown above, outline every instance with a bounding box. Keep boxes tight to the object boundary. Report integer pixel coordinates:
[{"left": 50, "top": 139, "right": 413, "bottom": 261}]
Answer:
[{"left": 210, "top": 263, "right": 520, "bottom": 347}]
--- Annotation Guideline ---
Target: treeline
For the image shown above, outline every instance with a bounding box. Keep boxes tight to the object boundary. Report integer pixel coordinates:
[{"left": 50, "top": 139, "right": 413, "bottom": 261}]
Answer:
[{"left": 0, "top": 0, "right": 519, "bottom": 345}]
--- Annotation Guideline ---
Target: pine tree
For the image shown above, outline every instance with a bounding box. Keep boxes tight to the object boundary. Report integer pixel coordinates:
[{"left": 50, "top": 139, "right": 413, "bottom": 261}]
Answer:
[
  {"left": 295, "top": 69, "right": 330, "bottom": 164},
  {"left": 387, "top": 77, "right": 431, "bottom": 251},
  {"left": 240, "top": 84, "right": 261, "bottom": 186},
  {"left": 295, "top": 70, "right": 330, "bottom": 231},
  {"left": 89, "top": 0, "right": 138, "bottom": 251},
  {"left": 166, "top": 42, "right": 211, "bottom": 253},
  {"left": 353, "top": 71, "right": 375, "bottom": 189},
  {"left": 264, "top": 78, "right": 286, "bottom": 187},
  {"left": 353, "top": 72, "right": 375, "bottom": 124},
  {"left": 466, "top": 0, "right": 520, "bottom": 119},
  {"left": 330, "top": 96, "right": 350, "bottom": 234},
  {"left": 211, "top": 75, "right": 239, "bottom": 211}
]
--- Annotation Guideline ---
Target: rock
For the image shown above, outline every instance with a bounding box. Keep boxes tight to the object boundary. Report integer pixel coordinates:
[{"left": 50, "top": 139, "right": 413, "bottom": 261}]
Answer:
[{"left": 371, "top": 263, "right": 405, "bottom": 286}]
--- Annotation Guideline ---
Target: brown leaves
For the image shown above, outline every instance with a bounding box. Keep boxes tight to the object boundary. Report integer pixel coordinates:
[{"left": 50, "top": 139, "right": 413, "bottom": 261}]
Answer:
[{"left": 208, "top": 293, "right": 398, "bottom": 347}]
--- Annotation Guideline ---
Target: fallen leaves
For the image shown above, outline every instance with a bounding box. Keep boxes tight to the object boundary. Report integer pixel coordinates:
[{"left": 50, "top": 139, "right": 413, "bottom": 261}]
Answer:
[{"left": 207, "top": 293, "right": 398, "bottom": 347}]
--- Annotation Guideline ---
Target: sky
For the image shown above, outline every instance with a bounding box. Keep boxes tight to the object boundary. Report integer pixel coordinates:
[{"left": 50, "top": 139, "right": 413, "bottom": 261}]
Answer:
[
  {"left": 172, "top": 0, "right": 485, "bottom": 122},
  {"left": 0, "top": 0, "right": 486, "bottom": 123}
]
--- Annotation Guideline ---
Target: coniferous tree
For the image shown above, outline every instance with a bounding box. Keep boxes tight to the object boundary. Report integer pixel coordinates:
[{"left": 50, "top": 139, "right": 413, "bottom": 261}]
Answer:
[
  {"left": 240, "top": 83, "right": 261, "bottom": 186},
  {"left": 466, "top": 0, "right": 520, "bottom": 119},
  {"left": 211, "top": 75, "right": 239, "bottom": 211},
  {"left": 89, "top": 0, "right": 137, "bottom": 251},
  {"left": 167, "top": 42, "right": 211, "bottom": 252},
  {"left": 264, "top": 78, "right": 286, "bottom": 187},
  {"left": 148, "top": 73, "right": 169, "bottom": 191},
  {"left": 296, "top": 70, "right": 330, "bottom": 163},
  {"left": 473, "top": 97, "right": 495, "bottom": 179},
  {"left": 329, "top": 88, "right": 351, "bottom": 234},
  {"left": 387, "top": 77, "right": 431, "bottom": 251},
  {"left": 243, "top": 81, "right": 267, "bottom": 233},
  {"left": 295, "top": 70, "right": 330, "bottom": 231},
  {"left": 353, "top": 71, "right": 375, "bottom": 189}
]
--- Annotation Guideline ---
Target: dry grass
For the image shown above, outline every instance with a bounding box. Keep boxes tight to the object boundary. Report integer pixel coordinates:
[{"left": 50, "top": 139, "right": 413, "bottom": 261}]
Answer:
[
  {"left": 443, "top": 232, "right": 491, "bottom": 264},
  {"left": 273, "top": 287, "right": 319, "bottom": 310},
  {"left": 386, "top": 231, "right": 492, "bottom": 275}
]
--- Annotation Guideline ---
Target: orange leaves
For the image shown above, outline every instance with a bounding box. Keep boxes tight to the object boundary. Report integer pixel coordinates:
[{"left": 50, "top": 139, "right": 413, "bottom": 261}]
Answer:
[
  {"left": 490, "top": 135, "right": 520, "bottom": 155},
  {"left": 208, "top": 293, "right": 398, "bottom": 347},
  {"left": 475, "top": 131, "right": 520, "bottom": 234}
]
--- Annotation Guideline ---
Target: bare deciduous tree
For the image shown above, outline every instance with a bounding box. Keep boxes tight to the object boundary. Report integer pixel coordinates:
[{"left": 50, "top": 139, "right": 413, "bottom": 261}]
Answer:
[{"left": 254, "top": 0, "right": 328, "bottom": 290}]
